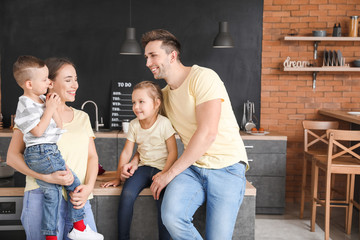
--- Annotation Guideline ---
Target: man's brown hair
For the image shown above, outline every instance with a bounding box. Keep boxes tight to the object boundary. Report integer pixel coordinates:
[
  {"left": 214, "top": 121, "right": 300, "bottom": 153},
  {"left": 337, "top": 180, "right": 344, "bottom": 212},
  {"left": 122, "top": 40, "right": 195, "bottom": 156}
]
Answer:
[{"left": 141, "top": 29, "right": 181, "bottom": 59}]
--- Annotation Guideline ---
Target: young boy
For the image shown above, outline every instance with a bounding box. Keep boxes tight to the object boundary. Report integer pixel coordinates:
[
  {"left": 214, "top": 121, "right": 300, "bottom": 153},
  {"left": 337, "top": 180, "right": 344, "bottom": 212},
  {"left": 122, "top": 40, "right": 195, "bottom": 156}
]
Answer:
[{"left": 13, "top": 55, "right": 103, "bottom": 240}]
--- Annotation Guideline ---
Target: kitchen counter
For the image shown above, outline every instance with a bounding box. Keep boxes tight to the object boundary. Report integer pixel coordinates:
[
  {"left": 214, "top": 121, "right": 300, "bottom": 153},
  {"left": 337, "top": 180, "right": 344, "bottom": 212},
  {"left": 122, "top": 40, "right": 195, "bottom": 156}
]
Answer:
[
  {"left": 0, "top": 128, "right": 286, "bottom": 141},
  {"left": 0, "top": 171, "right": 256, "bottom": 197},
  {"left": 318, "top": 109, "right": 360, "bottom": 125}
]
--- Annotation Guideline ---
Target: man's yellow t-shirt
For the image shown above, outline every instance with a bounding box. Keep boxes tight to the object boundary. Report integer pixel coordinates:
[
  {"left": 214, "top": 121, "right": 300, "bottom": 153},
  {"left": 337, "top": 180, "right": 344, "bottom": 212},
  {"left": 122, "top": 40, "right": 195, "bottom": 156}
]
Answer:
[
  {"left": 24, "top": 108, "right": 95, "bottom": 199},
  {"left": 162, "top": 65, "right": 248, "bottom": 169}
]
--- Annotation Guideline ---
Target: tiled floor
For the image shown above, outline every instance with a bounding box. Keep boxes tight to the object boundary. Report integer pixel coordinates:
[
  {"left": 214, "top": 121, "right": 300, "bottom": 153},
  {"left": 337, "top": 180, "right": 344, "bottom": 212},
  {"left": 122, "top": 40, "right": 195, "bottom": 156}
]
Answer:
[{"left": 255, "top": 203, "right": 360, "bottom": 240}]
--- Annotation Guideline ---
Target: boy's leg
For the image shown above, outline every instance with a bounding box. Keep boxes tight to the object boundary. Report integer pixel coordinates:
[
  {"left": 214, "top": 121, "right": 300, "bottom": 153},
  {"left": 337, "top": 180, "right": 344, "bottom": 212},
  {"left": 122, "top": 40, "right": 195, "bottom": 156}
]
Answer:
[
  {"left": 63, "top": 169, "right": 85, "bottom": 223},
  {"left": 35, "top": 178, "right": 62, "bottom": 236},
  {"left": 205, "top": 162, "right": 246, "bottom": 240},
  {"left": 161, "top": 166, "right": 205, "bottom": 240},
  {"left": 118, "top": 166, "right": 153, "bottom": 240}
]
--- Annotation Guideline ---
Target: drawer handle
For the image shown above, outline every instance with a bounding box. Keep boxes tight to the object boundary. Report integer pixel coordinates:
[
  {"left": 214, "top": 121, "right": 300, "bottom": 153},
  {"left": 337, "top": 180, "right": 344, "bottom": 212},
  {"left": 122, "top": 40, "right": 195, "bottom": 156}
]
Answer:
[
  {"left": 248, "top": 159, "right": 253, "bottom": 162},
  {"left": 245, "top": 145, "right": 254, "bottom": 149}
]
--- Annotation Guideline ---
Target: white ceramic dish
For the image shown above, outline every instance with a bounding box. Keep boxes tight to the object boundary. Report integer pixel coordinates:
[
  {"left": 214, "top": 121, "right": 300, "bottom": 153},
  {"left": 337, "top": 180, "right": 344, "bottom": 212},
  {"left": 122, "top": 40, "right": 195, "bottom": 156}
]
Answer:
[
  {"left": 247, "top": 131, "right": 270, "bottom": 136},
  {"left": 347, "top": 112, "right": 360, "bottom": 116}
]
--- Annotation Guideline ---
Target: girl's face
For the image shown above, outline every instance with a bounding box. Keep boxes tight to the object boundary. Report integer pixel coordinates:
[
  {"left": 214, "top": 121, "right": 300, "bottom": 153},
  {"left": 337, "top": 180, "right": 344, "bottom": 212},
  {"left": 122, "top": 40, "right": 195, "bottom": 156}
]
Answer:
[
  {"left": 48, "top": 64, "right": 78, "bottom": 103},
  {"left": 132, "top": 88, "right": 160, "bottom": 120}
]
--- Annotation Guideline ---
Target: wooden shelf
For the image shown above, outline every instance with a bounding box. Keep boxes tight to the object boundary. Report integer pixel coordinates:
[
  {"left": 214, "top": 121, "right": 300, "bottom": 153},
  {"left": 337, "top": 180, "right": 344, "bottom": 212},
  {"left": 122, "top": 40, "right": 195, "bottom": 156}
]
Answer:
[
  {"left": 284, "top": 36, "right": 360, "bottom": 41},
  {"left": 283, "top": 67, "right": 360, "bottom": 72}
]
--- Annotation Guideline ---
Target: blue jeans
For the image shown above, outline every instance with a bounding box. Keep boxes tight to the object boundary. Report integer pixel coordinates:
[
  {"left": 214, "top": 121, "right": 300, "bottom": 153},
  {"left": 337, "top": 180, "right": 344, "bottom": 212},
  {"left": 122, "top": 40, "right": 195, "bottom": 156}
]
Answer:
[
  {"left": 24, "top": 144, "right": 84, "bottom": 236},
  {"left": 161, "top": 162, "right": 246, "bottom": 240},
  {"left": 21, "top": 188, "right": 97, "bottom": 240},
  {"left": 118, "top": 165, "right": 170, "bottom": 240}
]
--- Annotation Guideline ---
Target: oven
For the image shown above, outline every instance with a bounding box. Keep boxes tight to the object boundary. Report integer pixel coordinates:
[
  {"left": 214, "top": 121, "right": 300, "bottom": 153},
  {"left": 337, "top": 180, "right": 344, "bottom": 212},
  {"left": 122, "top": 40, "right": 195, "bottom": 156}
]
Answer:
[{"left": 0, "top": 172, "right": 26, "bottom": 239}]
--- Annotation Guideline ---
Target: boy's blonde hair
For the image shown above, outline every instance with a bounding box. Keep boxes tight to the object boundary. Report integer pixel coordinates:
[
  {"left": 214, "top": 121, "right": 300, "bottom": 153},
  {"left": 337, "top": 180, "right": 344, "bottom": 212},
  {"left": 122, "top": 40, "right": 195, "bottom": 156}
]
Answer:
[
  {"left": 133, "top": 81, "right": 163, "bottom": 115},
  {"left": 13, "top": 55, "right": 45, "bottom": 87}
]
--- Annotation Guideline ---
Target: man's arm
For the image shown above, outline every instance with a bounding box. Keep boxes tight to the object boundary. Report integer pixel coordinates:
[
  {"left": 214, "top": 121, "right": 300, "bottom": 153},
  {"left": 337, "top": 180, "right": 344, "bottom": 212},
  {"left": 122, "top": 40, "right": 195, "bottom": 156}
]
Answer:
[{"left": 150, "top": 98, "right": 222, "bottom": 199}]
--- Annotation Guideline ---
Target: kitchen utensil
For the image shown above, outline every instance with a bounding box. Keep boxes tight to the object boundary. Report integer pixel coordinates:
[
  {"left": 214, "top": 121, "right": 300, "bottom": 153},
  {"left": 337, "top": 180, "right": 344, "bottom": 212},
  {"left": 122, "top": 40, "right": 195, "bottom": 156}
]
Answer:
[
  {"left": 333, "top": 50, "right": 337, "bottom": 66},
  {"left": 337, "top": 50, "right": 343, "bottom": 66},
  {"left": 244, "top": 102, "right": 256, "bottom": 131},
  {"left": 0, "top": 161, "right": 14, "bottom": 178},
  {"left": 240, "top": 103, "right": 247, "bottom": 130},
  {"left": 313, "top": 30, "right": 326, "bottom": 37},
  {"left": 353, "top": 59, "right": 360, "bottom": 67}
]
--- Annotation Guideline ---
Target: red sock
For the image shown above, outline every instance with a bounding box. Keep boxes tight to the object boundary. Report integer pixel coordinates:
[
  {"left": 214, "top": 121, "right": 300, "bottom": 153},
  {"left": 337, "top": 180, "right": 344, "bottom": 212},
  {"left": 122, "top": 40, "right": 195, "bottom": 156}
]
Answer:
[
  {"left": 46, "top": 236, "right": 57, "bottom": 240},
  {"left": 73, "top": 219, "right": 86, "bottom": 232}
]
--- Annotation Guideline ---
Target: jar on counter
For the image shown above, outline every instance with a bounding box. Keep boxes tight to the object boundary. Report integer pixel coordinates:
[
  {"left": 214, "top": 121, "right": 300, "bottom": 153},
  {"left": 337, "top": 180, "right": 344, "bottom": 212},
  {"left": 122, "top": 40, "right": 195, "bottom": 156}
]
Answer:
[{"left": 349, "top": 16, "right": 358, "bottom": 37}]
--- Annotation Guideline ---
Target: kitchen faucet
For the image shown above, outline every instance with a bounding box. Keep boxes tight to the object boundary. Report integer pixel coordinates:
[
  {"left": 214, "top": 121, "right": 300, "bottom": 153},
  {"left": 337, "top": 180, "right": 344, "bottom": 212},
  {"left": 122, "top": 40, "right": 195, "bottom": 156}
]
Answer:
[{"left": 81, "top": 100, "right": 104, "bottom": 131}]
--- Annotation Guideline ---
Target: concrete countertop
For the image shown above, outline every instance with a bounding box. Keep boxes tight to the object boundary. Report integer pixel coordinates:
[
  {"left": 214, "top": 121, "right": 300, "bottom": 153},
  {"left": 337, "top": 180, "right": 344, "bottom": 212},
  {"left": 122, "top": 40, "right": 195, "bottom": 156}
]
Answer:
[
  {"left": 0, "top": 171, "right": 256, "bottom": 197},
  {"left": 0, "top": 129, "right": 287, "bottom": 141}
]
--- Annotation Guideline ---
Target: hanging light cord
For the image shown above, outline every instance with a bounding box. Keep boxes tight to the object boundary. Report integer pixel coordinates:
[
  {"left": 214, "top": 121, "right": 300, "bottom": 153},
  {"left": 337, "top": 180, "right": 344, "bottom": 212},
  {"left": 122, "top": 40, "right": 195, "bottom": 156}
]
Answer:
[{"left": 129, "top": 0, "right": 132, "bottom": 27}]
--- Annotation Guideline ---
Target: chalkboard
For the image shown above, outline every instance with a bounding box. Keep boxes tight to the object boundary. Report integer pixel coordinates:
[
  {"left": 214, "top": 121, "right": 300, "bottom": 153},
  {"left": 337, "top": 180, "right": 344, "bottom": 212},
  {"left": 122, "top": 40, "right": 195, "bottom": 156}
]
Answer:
[
  {"left": 0, "top": 0, "right": 263, "bottom": 129},
  {"left": 110, "top": 80, "right": 136, "bottom": 129}
]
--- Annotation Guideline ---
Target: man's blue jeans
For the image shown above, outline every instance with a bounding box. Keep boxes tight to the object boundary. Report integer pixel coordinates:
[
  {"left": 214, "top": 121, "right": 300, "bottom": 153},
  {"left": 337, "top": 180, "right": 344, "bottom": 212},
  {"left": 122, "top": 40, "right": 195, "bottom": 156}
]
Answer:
[
  {"left": 161, "top": 162, "right": 246, "bottom": 240},
  {"left": 118, "top": 165, "right": 171, "bottom": 240},
  {"left": 24, "top": 144, "right": 84, "bottom": 236}
]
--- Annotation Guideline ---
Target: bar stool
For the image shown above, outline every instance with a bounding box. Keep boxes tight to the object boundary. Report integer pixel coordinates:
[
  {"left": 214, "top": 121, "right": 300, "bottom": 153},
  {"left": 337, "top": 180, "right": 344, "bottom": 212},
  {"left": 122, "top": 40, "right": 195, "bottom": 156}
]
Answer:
[
  {"left": 311, "top": 129, "right": 360, "bottom": 240},
  {"left": 300, "top": 120, "right": 339, "bottom": 219}
]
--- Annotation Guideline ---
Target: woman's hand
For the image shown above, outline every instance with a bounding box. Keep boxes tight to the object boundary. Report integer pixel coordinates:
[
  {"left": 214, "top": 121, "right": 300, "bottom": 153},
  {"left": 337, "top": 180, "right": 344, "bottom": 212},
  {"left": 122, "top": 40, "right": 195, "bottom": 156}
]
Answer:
[
  {"left": 121, "top": 162, "right": 138, "bottom": 179},
  {"left": 69, "top": 184, "right": 92, "bottom": 209},
  {"left": 42, "top": 166, "right": 74, "bottom": 186},
  {"left": 101, "top": 178, "right": 122, "bottom": 188}
]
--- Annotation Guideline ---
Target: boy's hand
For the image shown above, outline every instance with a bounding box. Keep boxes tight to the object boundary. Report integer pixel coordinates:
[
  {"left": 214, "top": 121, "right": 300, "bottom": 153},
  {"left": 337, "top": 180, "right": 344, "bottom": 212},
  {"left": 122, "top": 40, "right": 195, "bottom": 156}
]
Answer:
[{"left": 46, "top": 93, "right": 61, "bottom": 111}]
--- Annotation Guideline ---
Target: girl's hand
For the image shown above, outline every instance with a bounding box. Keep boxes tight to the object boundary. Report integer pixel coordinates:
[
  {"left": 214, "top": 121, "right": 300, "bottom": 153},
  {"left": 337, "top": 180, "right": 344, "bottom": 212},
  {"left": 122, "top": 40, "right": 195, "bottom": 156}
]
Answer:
[
  {"left": 101, "top": 178, "right": 121, "bottom": 188},
  {"left": 121, "top": 162, "right": 138, "bottom": 179},
  {"left": 69, "top": 184, "right": 92, "bottom": 209}
]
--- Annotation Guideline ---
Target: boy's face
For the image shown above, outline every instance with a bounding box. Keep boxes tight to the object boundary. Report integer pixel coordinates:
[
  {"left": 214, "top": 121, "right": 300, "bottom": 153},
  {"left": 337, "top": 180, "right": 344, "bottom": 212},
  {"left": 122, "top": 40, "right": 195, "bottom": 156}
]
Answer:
[{"left": 29, "top": 66, "right": 50, "bottom": 95}]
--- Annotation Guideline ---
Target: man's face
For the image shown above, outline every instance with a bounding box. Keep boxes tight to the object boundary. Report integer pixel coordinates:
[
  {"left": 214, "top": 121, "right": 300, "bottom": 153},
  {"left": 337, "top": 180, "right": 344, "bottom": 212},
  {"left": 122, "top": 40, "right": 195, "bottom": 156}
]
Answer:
[{"left": 144, "top": 40, "right": 172, "bottom": 80}]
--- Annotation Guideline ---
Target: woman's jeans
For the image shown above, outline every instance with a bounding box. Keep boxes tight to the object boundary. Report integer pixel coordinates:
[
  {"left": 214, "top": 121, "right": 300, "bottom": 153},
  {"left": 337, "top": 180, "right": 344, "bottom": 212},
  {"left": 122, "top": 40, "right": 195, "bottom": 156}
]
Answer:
[
  {"left": 118, "top": 165, "right": 171, "bottom": 240},
  {"left": 161, "top": 162, "right": 246, "bottom": 240},
  {"left": 24, "top": 144, "right": 84, "bottom": 236},
  {"left": 21, "top": 188, "right": 97, "bottom": 240}
]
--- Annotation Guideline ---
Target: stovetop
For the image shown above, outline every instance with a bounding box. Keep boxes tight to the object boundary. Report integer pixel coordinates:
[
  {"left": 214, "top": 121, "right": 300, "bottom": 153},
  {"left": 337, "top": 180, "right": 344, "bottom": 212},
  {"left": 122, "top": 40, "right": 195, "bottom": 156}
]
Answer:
[{"left": 0, "top": 172, "right": 25, "bottom": 188}]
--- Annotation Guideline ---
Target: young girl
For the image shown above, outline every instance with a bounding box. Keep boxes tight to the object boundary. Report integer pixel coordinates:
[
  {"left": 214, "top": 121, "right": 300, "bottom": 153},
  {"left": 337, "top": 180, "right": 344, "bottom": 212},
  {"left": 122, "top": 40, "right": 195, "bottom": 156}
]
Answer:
[{"left": 101, "top": 81, "right": 177, "bottom": 240}]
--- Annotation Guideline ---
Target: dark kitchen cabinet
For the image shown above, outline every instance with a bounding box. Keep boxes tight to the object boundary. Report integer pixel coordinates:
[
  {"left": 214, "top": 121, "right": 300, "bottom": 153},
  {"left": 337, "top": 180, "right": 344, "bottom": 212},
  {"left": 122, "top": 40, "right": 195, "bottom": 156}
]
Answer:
[{"left": 244, "top": 139, "right": 287, "bottom": 214}]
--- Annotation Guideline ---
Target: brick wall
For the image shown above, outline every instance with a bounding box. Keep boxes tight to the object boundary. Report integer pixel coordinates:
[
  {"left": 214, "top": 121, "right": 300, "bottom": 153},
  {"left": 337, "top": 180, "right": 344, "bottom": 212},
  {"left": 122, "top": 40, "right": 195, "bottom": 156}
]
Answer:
[{"left": 261, "top": 0, "right": 360, "bottom": 203}]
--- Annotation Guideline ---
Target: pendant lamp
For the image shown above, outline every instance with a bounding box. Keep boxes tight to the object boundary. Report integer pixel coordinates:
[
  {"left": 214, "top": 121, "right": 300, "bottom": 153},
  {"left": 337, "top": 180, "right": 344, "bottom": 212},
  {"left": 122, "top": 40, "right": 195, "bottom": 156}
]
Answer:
[
  {"left": 120, "top": 0, "right": 141, "bottom": 55},
  {"left": 213, "top": 21, "right": 235, "bottom": 48}
]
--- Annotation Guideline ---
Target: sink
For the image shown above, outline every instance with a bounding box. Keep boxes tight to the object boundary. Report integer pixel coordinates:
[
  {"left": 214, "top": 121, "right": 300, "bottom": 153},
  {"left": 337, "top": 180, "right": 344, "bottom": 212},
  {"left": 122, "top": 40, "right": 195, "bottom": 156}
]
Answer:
[{"left": 94, "top": 128, "right": 114, "bottom": 132}]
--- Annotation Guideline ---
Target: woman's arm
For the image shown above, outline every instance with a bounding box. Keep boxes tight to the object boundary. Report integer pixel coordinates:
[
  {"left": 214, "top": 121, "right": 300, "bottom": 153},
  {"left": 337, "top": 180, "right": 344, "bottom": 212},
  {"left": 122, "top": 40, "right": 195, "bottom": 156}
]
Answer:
[
  {"left": 7, "top": 129, "right": 74, "bottom": 185},
  {"left": 69, "top": 137, "right": 99, "bottom": 209}
]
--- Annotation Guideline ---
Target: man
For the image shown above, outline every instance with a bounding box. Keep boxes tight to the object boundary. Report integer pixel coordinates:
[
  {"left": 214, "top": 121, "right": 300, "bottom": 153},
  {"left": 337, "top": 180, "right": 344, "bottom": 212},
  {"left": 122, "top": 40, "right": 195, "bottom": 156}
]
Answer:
[{"left": 142, "top": 29, "right": 248, "bottom": 240}]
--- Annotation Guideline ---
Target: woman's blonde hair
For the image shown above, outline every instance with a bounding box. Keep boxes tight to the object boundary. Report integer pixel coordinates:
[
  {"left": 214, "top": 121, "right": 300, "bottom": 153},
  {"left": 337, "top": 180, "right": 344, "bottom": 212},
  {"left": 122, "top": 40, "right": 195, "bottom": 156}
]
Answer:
[{"left": 133, "top": 81, "right": 163, "bottom": 115}]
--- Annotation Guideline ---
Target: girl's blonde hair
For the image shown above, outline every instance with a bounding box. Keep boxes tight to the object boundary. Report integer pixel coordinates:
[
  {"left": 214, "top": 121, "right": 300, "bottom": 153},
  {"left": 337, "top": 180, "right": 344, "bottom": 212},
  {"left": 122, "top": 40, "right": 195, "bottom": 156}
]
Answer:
[{"left": 133, "top": 81, "right": 163, "bottom": 115}]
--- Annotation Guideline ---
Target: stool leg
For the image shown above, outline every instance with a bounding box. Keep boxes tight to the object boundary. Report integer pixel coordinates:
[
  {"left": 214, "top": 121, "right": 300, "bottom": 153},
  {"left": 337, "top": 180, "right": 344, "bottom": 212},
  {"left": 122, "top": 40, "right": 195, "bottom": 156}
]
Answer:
[
  {"left": 346, "top": 174, "right": 355, "bottom": 235},
  {"left": 300, "top": 156, "right": 308, "bottom": 219},
  {"left": 311, "top": 162, "right": 318, "bottom": 232},
  {"left": 324, "top": 169, "right": 331, "bottom": 240}
]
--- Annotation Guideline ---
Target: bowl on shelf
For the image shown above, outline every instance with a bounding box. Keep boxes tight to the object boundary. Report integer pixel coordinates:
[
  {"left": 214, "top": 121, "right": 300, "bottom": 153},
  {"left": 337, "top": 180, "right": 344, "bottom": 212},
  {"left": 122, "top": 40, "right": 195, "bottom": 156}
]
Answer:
[
  {"left": 312, "top": 30, "right": 327, "bottom": 37},
  {"left": 353, "top": 59, "right": 360, "bottom": 67}
]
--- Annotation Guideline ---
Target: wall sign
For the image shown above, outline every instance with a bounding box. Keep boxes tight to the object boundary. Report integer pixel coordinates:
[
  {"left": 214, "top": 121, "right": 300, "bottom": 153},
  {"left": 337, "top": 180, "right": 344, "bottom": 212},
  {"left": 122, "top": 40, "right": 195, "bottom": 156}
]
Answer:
[{"left": 110, "top": 81, "right": 135, "bottom": 129}]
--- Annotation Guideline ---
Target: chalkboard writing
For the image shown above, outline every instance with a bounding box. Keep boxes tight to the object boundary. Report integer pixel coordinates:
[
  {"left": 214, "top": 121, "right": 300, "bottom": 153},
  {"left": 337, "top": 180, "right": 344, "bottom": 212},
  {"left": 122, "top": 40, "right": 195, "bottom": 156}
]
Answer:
[{"left": 110, "top": 81, "right": 136, "bottom": 129}]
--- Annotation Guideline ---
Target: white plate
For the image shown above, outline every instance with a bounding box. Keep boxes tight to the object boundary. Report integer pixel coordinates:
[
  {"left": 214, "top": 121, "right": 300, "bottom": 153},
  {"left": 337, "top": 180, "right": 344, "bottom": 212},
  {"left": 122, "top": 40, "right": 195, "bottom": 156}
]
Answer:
[
  {"left": 246, "top": 131, "right": 270, "bottom": 136},
  {"left": 347, "top": 112, "right": 360, "bottom": 116}
]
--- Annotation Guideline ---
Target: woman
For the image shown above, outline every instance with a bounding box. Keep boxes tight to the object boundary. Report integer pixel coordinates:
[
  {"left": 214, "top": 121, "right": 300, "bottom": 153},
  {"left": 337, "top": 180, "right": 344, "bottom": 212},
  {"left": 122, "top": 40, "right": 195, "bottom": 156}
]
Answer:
[{"left": 7, "top": 57, "right": 100, "bottom": 240}]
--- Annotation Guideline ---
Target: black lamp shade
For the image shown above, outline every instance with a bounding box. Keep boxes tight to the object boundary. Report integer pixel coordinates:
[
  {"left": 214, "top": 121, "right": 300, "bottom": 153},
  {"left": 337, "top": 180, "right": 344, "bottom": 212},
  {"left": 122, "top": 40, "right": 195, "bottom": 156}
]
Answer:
[
  {"left": 120, "top": 27, "right": 142, "bottom": 55},
  {"left": 213, "top": 21, "right": 234, "bottom": 48}
]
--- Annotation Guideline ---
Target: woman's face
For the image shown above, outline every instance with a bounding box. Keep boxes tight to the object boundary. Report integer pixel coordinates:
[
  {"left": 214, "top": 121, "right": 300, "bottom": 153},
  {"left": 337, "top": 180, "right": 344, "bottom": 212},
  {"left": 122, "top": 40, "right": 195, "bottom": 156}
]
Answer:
[{"left": 49, "top": 64, "right": 78, "bottom": 102}]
